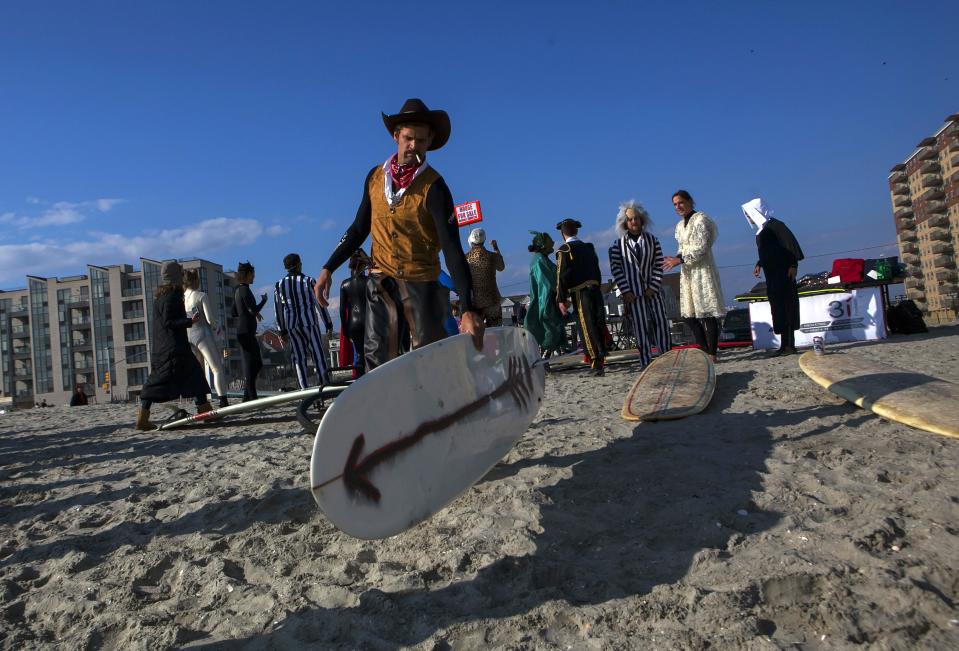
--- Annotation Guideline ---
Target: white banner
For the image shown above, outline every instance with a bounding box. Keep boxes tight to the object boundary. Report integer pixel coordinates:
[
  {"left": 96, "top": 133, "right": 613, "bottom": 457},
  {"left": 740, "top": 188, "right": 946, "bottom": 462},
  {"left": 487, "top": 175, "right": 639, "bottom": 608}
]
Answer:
[{"left": 748, "top": 287, "right": 886, "bottom": 350}]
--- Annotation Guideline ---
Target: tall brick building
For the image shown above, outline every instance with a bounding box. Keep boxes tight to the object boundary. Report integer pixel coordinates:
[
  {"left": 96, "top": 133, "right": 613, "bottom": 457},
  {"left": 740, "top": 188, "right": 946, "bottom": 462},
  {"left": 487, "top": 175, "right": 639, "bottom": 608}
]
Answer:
[{"left": 888, "top": 113, "right": 959, "bottom": 321}]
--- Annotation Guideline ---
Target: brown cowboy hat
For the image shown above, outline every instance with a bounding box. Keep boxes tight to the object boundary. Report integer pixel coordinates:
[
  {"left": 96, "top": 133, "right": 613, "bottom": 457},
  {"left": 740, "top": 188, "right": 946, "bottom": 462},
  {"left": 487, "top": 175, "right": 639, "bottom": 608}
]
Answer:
[{"left": 382, "top": 98, "right": 451, "bottom": 151}]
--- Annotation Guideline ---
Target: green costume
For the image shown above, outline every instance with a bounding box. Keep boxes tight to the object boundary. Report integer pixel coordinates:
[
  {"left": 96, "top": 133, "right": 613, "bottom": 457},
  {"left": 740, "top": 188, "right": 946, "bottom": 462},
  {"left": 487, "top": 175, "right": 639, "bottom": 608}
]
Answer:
[{"left": 524, "top": 232, "right": 566, "bottom": 352}]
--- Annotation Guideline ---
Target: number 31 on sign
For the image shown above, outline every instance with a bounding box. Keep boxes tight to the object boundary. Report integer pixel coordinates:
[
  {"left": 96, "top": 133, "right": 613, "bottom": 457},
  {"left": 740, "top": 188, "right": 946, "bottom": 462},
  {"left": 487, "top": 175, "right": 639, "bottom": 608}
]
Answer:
[{"left": 454, "top": 201, "right": 483, "bottom": 227}]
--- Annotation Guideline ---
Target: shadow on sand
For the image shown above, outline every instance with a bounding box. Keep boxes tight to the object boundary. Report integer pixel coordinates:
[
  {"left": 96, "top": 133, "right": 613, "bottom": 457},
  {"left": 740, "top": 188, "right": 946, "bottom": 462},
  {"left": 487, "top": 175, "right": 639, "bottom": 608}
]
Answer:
[{"left": 185, "top": 369, "right": 868, "bottom": 648}]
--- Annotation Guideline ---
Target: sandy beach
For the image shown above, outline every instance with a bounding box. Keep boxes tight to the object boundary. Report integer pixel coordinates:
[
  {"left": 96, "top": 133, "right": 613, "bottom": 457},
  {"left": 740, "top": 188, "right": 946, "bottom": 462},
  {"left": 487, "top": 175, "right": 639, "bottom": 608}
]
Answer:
[{"left": 2, "top": 326, "right": 958, "bottom": 650}]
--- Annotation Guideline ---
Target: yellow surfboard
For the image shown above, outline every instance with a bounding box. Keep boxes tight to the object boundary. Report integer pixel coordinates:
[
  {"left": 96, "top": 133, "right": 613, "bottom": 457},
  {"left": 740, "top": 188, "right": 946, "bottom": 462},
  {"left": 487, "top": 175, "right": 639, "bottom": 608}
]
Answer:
[
  {"left": 799, "top": 351, "right": 959, "bottom": 439},
  {"left": 621, "top": 348, "right": 716, "bottom": 421}
]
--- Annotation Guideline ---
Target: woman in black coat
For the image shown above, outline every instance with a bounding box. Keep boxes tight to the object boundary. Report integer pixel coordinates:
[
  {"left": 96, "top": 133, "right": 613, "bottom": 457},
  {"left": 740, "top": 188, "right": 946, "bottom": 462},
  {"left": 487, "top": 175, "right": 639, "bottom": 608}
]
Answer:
[{"left": 136, "top": 261, "right": 211, "bottom": 430}]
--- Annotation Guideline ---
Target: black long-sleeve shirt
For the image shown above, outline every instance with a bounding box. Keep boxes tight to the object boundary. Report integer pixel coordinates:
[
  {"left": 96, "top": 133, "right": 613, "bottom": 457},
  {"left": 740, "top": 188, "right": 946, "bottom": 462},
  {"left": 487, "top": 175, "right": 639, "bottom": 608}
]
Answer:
[
  {"left": 323, "top": 166, "right": 475, "bottom": 312},
  {"left": 235, "top": 284, "right": 267, "bottom": 335}
]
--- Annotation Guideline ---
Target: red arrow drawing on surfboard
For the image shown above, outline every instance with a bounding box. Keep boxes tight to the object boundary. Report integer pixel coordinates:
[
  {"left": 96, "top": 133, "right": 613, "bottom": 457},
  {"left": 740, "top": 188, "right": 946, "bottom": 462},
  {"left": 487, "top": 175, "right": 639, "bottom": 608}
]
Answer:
[{"left": 313, "top": 356, "right": 538, "bottom": 503}]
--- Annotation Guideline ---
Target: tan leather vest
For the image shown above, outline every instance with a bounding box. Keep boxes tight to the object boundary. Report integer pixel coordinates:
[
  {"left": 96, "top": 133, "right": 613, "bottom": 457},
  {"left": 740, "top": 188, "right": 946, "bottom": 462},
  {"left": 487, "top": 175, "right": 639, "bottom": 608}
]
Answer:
[{"left": 368, "top": 166, "right": 442, "bottom": 282}]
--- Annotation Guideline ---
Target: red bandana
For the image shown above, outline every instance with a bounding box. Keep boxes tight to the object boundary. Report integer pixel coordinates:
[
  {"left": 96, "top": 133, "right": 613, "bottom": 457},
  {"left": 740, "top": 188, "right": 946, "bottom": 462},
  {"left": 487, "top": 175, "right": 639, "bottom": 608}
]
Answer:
[{"left": 389, "top": 154, "right": 421, "bottom": 190}]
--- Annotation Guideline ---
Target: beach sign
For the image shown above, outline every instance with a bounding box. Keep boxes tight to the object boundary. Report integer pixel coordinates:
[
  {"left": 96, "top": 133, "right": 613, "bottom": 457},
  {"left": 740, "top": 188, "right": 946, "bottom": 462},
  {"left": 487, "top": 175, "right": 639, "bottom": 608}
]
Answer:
[{"left": 454, "top": 201, "right": 483, "bottom": 227}]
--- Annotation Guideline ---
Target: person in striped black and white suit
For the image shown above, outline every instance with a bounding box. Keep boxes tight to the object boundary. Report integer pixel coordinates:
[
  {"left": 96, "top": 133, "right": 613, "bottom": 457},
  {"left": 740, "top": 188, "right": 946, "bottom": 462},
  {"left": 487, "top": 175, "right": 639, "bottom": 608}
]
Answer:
[
  {"left": 608, "top": 200, "right": 671, "bottom": 368},
  {"left": 275, "top": 253, "right": 333, "bottom": 389}
]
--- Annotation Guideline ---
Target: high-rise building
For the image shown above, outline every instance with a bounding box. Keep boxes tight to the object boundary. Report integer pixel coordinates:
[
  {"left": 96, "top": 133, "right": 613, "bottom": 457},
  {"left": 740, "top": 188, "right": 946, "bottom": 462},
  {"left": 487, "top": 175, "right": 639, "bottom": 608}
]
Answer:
[
  {"left": 0, "top": 258, "right": 242, "bottom": 407},
  {"left": 888, "top": 113, "right": 959, "bottom": 321}
]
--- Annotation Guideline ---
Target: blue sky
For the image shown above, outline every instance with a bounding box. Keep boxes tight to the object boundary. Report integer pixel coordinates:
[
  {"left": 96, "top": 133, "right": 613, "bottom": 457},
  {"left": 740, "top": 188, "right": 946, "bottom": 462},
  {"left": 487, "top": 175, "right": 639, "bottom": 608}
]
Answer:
[{"left": 1, "top": 1, "right": 956, "bottom": 323}]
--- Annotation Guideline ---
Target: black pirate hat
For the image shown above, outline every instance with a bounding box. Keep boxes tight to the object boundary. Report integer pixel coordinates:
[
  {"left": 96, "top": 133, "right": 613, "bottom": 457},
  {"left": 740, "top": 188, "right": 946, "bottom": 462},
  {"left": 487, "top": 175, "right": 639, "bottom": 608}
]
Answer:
[
  {"left": 555, "top": 218, "right": 583, "bottom": 230},
  {"left": 382, "top": 98, "right": 451, "bottom": 151}
]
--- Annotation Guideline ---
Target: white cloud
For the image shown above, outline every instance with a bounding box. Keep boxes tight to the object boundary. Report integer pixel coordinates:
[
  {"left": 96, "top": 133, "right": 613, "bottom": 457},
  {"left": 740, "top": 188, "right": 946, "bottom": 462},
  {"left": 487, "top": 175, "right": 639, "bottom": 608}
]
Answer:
[
  {"left": 2, "top": 197, "right": 126, "bottom": 230},
  {"left": 582, "top": 225, "right": 619, "bottom": 247},
  {"left": 0, "top": 217, "right": 265, "bottom": 287},
  {"left": 320, "top": 218, "right": 337, "bottom": 231},
  {"left": 95, "top": 198, "right": 125, "bottom": 212},
  {"left": 266, "top": 225, "right": 290, "bottom": 237}
]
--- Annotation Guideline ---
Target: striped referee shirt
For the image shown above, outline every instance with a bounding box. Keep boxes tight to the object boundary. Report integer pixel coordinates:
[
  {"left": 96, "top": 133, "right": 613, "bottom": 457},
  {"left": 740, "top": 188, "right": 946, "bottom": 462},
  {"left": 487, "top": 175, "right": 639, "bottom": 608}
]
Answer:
[
  {"left": 609, "top": 231, "right": 664, "bottom": 296},
  {"left": 274, "top": 273, "right": 333, "bottom": 335}
]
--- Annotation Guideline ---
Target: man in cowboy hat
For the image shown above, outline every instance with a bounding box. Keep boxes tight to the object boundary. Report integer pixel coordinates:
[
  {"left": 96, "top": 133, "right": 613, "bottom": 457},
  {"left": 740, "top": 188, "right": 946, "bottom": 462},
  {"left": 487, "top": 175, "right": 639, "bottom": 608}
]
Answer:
[
  {"left": 315, "top": 98, "right": 482, "bottom": 371},
  {"left": 555, "top": 218, "right": 607, "bottom": 376}
]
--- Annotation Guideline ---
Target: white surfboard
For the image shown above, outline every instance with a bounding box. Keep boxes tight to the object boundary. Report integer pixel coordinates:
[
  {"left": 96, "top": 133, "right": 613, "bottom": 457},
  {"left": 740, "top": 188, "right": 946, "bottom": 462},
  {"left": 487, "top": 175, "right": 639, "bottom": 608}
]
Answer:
[
  {"left": 310, "top": 327, "right": 545, "bottom": 539},
  {"left": 155, "top": 385, "right": 346, "bottom": 431}
]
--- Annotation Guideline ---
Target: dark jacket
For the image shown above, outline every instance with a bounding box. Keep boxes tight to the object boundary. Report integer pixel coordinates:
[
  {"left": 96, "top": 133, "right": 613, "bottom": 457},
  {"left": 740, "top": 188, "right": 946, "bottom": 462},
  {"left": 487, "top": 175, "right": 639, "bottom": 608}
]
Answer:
[
  {"left": 339, "top": 274, "right": 368, "bottom": 340},
  {"left": 556, "top": 239, "right": 602, "bottom": 303},
  {"left": 756, "top": 218, "right": 804, "bottom": 272},
  {"left": 235, "top": 284, "right": 267, "bottom": 335},
  {"left": 140, "top": 289, "right": 210, "bottom": 402}
]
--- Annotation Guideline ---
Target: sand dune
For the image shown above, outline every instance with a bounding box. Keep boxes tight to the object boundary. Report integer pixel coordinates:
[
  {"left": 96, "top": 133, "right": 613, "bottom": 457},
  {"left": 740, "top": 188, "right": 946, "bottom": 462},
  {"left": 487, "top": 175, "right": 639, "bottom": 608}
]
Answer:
[{"left": 2, "top": 326, "right": 958, "bottom": 649}]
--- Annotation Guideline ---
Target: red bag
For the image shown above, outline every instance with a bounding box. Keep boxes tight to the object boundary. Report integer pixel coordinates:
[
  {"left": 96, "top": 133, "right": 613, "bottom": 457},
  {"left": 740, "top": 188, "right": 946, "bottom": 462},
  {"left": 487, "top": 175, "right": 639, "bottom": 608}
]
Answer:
[{"left": 831, "top": 258, "right": 865, "bottom": 283}]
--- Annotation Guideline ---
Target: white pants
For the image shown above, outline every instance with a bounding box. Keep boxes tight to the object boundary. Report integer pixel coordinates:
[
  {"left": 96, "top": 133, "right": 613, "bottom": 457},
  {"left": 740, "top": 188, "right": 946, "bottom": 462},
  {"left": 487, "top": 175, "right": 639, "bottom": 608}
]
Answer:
[{"left": 192, "top": 334, "right": 228, "bottom": 397}]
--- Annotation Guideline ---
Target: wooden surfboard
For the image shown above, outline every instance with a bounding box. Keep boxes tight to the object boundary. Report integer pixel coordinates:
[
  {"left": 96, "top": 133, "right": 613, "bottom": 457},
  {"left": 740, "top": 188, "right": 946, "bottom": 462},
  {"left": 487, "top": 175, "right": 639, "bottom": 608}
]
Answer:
[
  {"left": 799, "top": 351, "right": 959, "bottom": 439},
  {"left": 310, "top": 327, "right": 546, "bottom": 539},
  {"left": 621, "top": 348, "right": 715, "bottom": 421},
  {"left": 547, "top": 349, "right": 643, "bottom": 370}
]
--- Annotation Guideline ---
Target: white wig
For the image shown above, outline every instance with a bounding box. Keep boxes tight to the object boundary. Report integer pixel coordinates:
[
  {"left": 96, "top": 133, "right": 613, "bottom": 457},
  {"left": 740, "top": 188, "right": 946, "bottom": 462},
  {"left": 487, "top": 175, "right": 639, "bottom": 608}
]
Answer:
[{"left": 615, "top": 200, "right": 653, "bottom": 237}]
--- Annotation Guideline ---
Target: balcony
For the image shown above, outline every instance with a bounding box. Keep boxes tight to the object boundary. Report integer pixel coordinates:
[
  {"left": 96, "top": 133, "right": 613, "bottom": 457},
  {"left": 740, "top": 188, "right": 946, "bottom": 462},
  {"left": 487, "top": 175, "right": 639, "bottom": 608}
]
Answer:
[
  {"left": 890, "top": 182, "right": 909, "bottom": 195},
  {"left": 921, "top": 161, "right": 942, "bottom": 174},
  {"left": 121, "top": 287, "right": 143, "bottom": 298},
  {"left": 904, "top": 278, "right": 924, "bottom": 291},
  {"left": 899, "top": 240, "right": 918, "bottom": 254},
  {"left": 14, "top": 368, "right": 32, "bottom": 378},
  {"left": 925, "top": 201, "right": 947, "bottom": 216},
  {"left": 922, "top": 187, "right": 945, "bottom": 202},
  {"left": 921, "top": 174, "right": 943, "bottom": 188},
  {"left": 939, "top": 283, "right": 958, "bottom": 297},
  {"left": 904, "top": 265, "right": 923, "bottom": 278},
  {"left": 900, "top": 252, "right": 919, "bottom": 265},
  {"left": 122, "top": 311, "right": 145, "bottom": 321},
  {"left": 74, "top": 362, "right": 95, "bottom": 372},
  {"left": 71, "top": 338, "right": 92, "bottom": 349},
  {"left": 952, "top": 154, "right": 959, "bottom": 167},
  {"left": 13, "top": 347, "right": 31, "bottom": 358},
  {"left": 930, "top": 240, "right": 953, "bottom": 255},
  {"left": 917, "top": 146, "right": 937, "bottom": 160},
  {"left": 929, "top": 227, "right": 950, "bottom": 242},
  {"left": 899, "top": 229, "right": 917, "bottom": 243},
  {"left": 894, "top": 206, "right": 913, "bottom": 219},
  {"left": 894, "top": 195, "right": 912, "bottom": 207},
  {"left": 933, "top": 254, "right": 956, "bottom": 269},
  {"left": 935, "top": 268, "right": 958, "bottom": 283},
  {"left": 70, "top": 320, "right": 92, "bottom": 330}
]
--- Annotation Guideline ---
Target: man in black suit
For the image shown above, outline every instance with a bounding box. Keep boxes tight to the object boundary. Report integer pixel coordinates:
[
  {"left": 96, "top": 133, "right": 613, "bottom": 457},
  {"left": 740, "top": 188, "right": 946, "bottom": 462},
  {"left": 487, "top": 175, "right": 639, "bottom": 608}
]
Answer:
[{"left": 555, "top": 219, "right": 607, "bottom": 376}]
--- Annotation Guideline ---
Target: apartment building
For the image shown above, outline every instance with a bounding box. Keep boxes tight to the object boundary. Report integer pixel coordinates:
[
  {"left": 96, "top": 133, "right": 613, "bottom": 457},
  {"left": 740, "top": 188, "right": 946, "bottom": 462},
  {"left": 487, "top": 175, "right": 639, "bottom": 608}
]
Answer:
[
  {"left": 0, "top": 258, "right": 241, "bottom": 407},
  {"left": 888, "top": 112, "right": 959, "bottom": 320}
]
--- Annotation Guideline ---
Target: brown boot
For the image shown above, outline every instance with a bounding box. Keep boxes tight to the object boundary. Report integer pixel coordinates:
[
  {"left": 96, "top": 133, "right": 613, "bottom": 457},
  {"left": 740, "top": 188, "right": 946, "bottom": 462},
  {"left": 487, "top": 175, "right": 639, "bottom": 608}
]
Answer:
[
  {"left": 135, "top": 407, "right": 155, "bottom": 431},
  {"left": 196, "top": 402, "right": 213, "bottom": 414}
]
